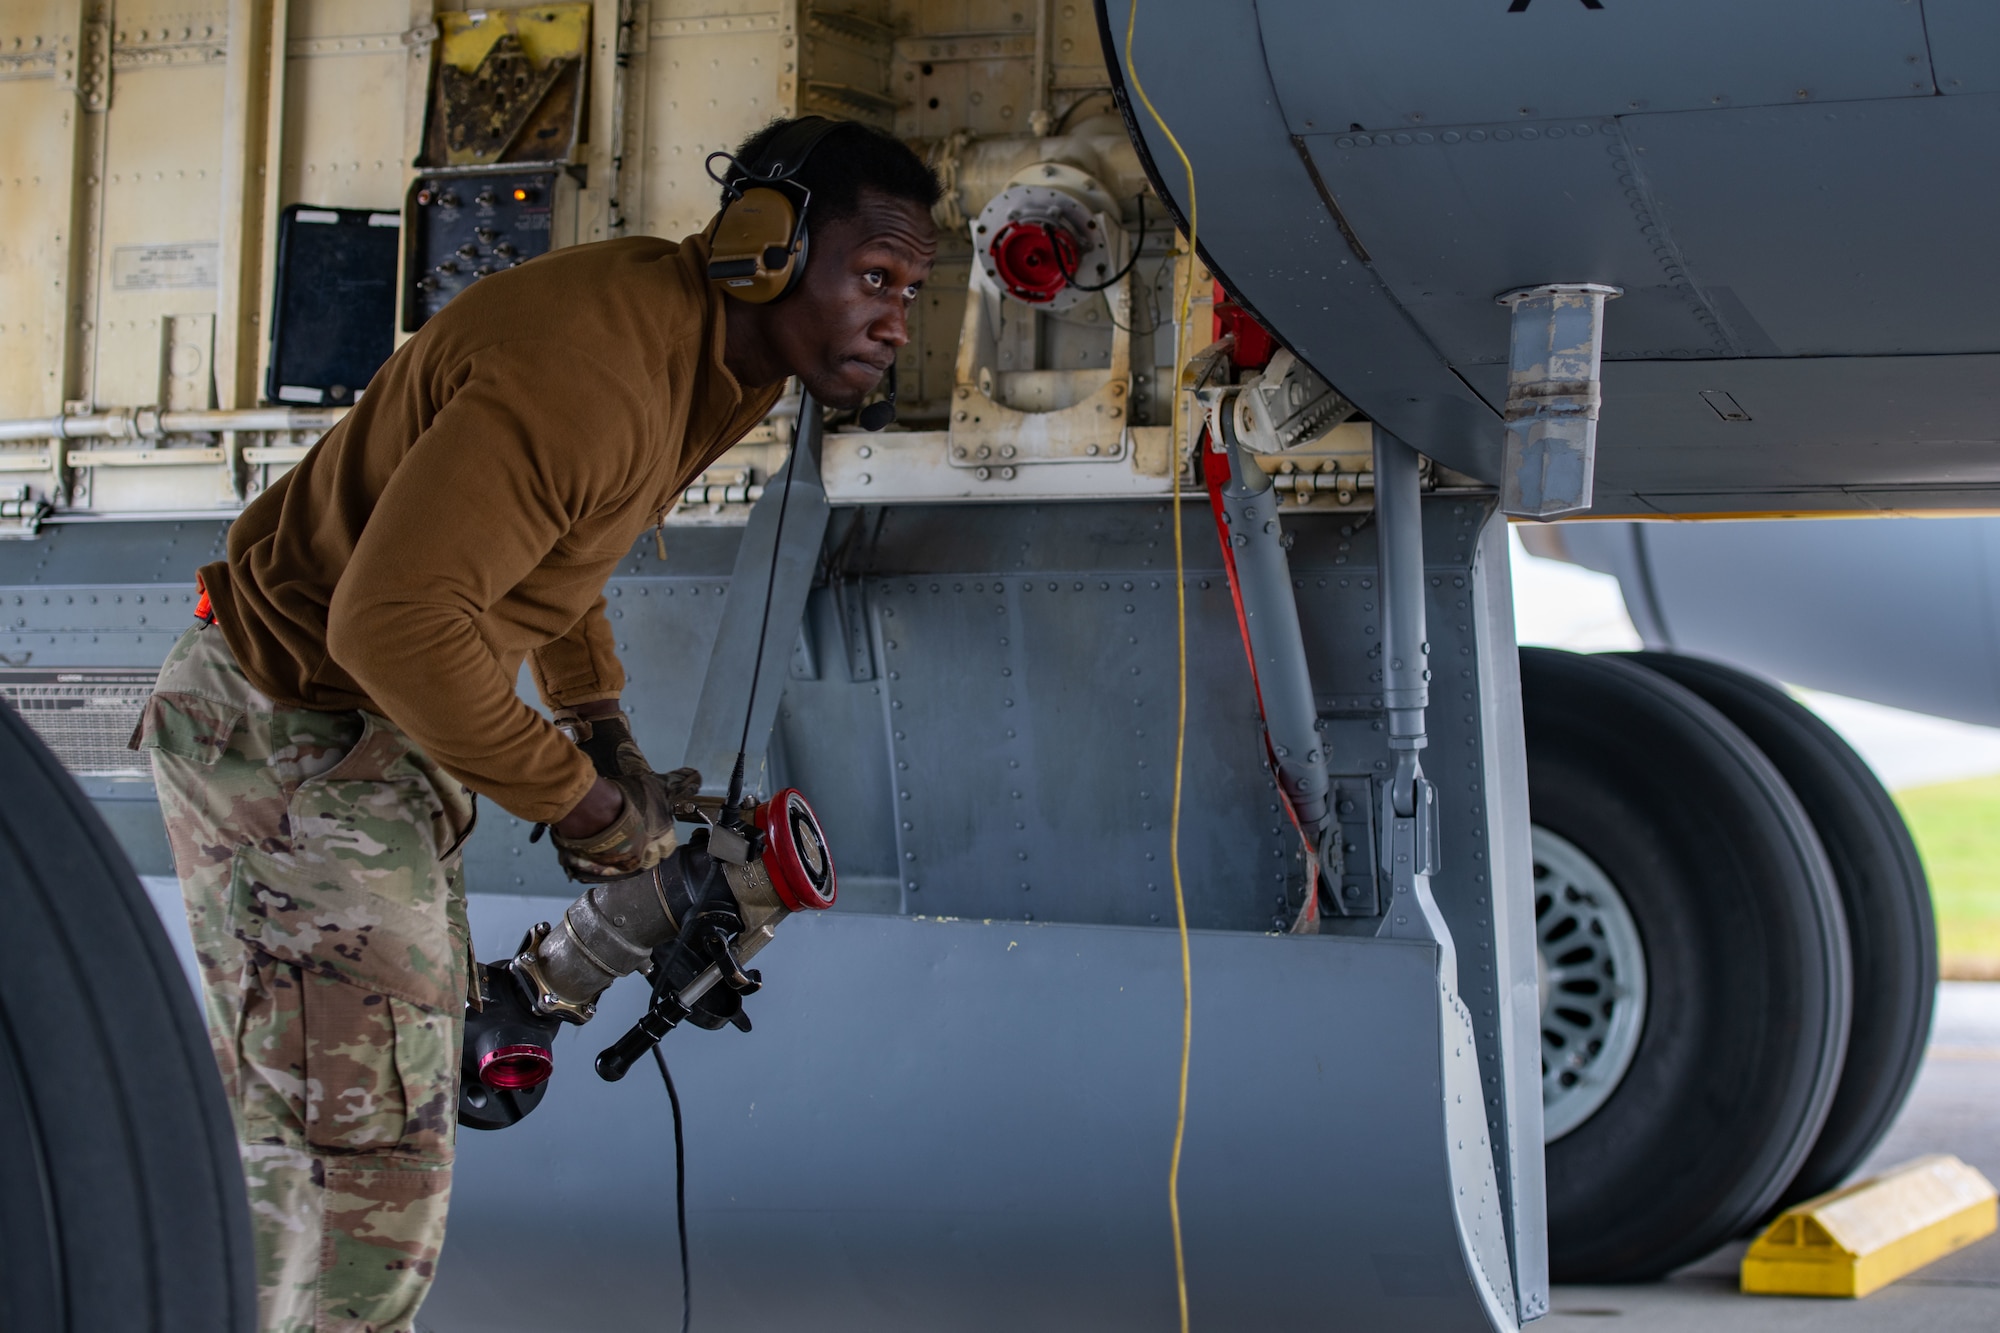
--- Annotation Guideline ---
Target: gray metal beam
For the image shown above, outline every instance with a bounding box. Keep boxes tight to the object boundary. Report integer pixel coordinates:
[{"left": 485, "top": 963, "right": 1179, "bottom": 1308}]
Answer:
[
  {"left": 1469, "top": 510, "right": 1551, "bottom": 1322},
  {"left": 681, "top": 404, "right": 831, "bottom": 799}
]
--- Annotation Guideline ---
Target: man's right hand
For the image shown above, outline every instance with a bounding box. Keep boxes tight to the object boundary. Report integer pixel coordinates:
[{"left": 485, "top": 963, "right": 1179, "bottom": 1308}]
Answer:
[
  {"left": 552, "top": 776, "right": 626, "bottom": 840},
  {"left": 550, "top": 767, "right": 701, "bottom": 882}
]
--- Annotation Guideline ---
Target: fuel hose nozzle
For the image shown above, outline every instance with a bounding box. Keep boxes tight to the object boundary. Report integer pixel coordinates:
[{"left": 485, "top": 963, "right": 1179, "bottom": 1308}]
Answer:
[{"left": 458, "top": 788, "right": 837, "bottom": 1129}]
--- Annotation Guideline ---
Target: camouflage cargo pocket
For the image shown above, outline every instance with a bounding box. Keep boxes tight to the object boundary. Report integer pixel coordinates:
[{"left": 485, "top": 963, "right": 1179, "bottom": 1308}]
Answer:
[
  {"left": 300, "top": 971, "right": 455, "bottom": 1157},
  {"left": 235, "top": 716, "right": 469, "bottom": 1013},
  {"left": 132, "top": 622, "right": 261, "bottom": 763},
  {"left": 132, "top": 690, "right": 246, "bottom": 764}
]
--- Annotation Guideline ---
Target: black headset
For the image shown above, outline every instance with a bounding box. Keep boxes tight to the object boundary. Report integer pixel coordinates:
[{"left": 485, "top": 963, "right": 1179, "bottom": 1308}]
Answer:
[
  {"left": 705, "top": 118, "right": 897, "bottom": 429},
  {"left": 705, "top": 117, "right": 844, "bottom": 304}
]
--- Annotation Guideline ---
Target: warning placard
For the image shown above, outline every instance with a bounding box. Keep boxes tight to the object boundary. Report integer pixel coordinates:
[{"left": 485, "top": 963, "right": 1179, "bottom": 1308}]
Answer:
[{"left": 111, "top": 242, "right": 219, "bottom": 291}]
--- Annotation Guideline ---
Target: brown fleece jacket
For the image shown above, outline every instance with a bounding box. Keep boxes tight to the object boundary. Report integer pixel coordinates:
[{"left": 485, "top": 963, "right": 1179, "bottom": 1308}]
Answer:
[{"left": 201, "top": 234, "right": 783, "bottom": 822}]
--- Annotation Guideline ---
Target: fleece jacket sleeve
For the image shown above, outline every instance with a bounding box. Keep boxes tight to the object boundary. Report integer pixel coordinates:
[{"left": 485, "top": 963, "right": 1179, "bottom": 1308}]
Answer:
[
  {"left": 325, "top": 343, "right": 647, "bottom": 823},
  {"left": 529, "top": 591, "right": 626, "bottom": 711}
]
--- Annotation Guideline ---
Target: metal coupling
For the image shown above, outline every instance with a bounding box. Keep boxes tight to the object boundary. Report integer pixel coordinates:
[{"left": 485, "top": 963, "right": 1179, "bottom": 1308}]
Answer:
[
  {"left": 513, "top": 864, "right": 689, "bottom": 1023},
  {"left": 508, "top": 789, "right": 837, "bottom": 1024}
]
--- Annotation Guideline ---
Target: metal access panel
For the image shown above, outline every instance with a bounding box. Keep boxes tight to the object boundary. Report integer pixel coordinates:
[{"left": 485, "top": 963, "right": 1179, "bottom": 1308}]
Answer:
[
  {"left": 0, "top": 521, "right": 227, "bottom": 876},
  {"left": 1614, "top": 94, "right": 2000, "bottom": 358},
  {"left": 403, "top": 168, "right": 563, "bottom": 329},
  {"left": 266, "top": 204, "right": 402, "bottom": 407},
  {"left": 430, "top": 894, "right": 1515, "bottom": 1333},
  {"left": 796, "top": 503, "right": 1295, "bottom": 932}
]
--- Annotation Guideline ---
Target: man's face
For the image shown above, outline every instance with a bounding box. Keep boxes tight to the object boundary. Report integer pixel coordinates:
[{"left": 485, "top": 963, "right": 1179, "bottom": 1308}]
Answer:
[{"left": 769, "top": 189, "right": 937, "bottom": 409}]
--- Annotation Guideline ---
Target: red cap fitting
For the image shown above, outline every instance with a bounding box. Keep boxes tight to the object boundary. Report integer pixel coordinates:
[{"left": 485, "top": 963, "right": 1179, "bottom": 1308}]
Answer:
[
  {"left": 1212, "top": 279, "right": 1276, "bottom": 370},
  {"left": 754, "top": 788, "right": 838, "bottom": 912},
  {"left": 479, "top": 1043, "right": 554, "bottom": 1091},
  {"left": 989, "top": 220, "right": 1079, "bottom": 304}
]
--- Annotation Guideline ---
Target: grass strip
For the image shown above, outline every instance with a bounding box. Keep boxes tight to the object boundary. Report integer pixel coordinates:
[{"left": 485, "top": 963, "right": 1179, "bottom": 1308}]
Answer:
[{"left": 1895, "top": 774, "right": 2000, "bottom": 981}]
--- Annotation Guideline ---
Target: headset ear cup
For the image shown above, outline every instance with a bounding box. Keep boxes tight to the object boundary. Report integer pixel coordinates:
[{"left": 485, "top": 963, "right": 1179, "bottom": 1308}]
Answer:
[
  {"left": 775, "top": 224, "right": 810, "bottom": 300},
  {"left": 708, "top": 119, "right": 842, "bottom": 302},
  {"left": 709, "top": 186, "right": 802, "bottom": 303}
]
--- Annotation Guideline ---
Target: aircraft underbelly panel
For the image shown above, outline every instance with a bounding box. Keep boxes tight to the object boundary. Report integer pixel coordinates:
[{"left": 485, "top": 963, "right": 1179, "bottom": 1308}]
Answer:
[
  {"left": 1105, "top": 0, "right": 2000, "bottom": 511},
  {"left": 1101, "top": 0, "right": 1510, "bottom": 485},
  {"left": 1616, "top": 95, "right": 2000, "bottom": 358},
  {"left": 1459, "top": 354, "right": 2000, "bottom": 513},
  {"left": 1297, "top": 94, "right": 2000, "bottom": 366},
  {"left": 1294, "top": 122, "right": 1724, "bottom": 368},
  {"left": 1254, "top": 1, "right": 1937, "bottom": 131},
  {"left": 1927, "top": 0, "right": 2000, "bottom": 95},
  {"left": 428, "top": 895, "right": 1510, "bottom": 1333}
]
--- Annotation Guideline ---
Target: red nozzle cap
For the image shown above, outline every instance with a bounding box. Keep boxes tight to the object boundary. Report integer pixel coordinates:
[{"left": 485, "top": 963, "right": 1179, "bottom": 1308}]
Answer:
[
  {"left": 989, "top": 220, "right": 1079, "bottom": 304},
  {"left": 755, "top": 788, "right": 838, "bottom": 912},
  {"left": 480, "top": 1043, "right": 554, "bottom": 1091}
]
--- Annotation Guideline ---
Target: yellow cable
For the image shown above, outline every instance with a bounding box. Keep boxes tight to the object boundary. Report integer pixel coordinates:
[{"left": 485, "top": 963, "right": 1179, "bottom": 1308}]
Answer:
[{"left": 1122, "top": 6, "right": 1197, "bottom": 1330}]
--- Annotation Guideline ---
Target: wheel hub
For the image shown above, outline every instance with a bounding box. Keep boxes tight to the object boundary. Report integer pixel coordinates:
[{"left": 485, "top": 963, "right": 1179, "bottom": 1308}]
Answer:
[{"left": 1534, "top": 826, "right": 1649, "bottom": 1142}]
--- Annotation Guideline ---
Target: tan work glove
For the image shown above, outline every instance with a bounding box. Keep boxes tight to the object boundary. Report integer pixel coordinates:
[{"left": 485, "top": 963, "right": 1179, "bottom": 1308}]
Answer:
[
  {"left": 548, "top": 710, "right": 701, "bottom": 881},
  {"left": 554, "top": 709, "right": 652, "bottom": 779},
  {"left": 550, "top": 767, "right": 701, "bottom": 881}
]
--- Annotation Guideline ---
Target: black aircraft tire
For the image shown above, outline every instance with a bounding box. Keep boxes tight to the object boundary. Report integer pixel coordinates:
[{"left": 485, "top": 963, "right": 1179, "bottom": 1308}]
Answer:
[
  {"left": 0, "top": 700, "right": 254, "bottom": 1331},
  {"left": 1625, "top": 651, "right": 1937, "bottom": 1208},
  {"left": 1522, "top": 649, "right": 1852, "bottom": 1282}
]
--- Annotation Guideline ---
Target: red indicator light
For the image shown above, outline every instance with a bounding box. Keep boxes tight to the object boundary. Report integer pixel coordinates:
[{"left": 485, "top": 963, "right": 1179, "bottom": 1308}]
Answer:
[
  {"left": 512, "top": 187, "right": 531, "bottom": 202},
  {"left": 479, "top": 1043, "right": 553, "bottom": 1090}
]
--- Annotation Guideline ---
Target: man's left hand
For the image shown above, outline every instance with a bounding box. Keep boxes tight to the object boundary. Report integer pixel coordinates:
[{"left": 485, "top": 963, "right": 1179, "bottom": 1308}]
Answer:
[{"left": 555, "top": 705, "right": 650, "bottom": 779}]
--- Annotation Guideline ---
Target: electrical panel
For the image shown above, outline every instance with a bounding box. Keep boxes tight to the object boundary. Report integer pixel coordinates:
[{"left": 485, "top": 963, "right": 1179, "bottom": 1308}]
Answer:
[
  {"left": 265, "top": 204, "right": 400, "bottom": 407},
  {"left": 403, "top": 168, "right": 562, "bottom": 330}
]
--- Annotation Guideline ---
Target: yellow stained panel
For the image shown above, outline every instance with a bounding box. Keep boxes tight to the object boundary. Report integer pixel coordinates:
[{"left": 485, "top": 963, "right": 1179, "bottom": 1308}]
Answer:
[{"left": 437, "top": 2, "right": 591, "bottom": 73}]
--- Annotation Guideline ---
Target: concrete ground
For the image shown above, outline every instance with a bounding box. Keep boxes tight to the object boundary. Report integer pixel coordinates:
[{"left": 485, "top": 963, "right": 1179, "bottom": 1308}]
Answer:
[{"left": 1548, "top": 982, "right": 2000, "bottom": 1329}]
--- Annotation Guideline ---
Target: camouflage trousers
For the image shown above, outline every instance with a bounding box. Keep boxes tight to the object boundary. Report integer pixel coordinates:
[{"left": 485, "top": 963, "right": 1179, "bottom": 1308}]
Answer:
[{"left": 139, "top": 622, "right": 476, "bottom": 1333}]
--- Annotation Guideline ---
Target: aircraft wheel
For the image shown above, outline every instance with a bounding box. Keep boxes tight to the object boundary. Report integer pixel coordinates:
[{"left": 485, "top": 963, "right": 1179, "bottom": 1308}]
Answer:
[
  {"left": 1521, "top": 648, "right": 1852, "bottom": 1282},
  {"left": 1534, "top": 824, "right": 1650, "bottom": 1144},
  {"left": 1625, "top": 651, "right": 1936, "bottom": 1208},
  {"left": 0, "top": 701, "right": 254, "bottom": 1331}
]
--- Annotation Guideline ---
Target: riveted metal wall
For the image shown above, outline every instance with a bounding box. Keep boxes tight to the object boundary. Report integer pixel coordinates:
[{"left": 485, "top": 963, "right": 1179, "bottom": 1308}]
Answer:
[
  {"left": 13, "top": 499, "right": 1525, "bottom": 1079},
  {"left": 0, "top": 519, "right": 225, "bottom": 875}
]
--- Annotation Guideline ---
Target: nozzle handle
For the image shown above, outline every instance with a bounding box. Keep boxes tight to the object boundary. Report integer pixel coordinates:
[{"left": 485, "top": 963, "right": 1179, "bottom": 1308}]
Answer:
[
  {"left": 595, "top": 1022, "right": 664, "bottom": 1082},
  {"left": 593, "top": 963, "right": 724, "bottom": 1081}
]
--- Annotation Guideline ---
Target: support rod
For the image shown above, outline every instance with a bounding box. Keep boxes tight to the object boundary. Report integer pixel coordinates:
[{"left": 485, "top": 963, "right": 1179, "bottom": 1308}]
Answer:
[
  {"left": 1027, "top": 0, "right": 1053, "bottom": 136},
  {"left": 0, "top": 406, "right": 348, "bottom": 443},
  {"left": 1213, "top": 424, "right": 1330, "bottom": 828},
  {"left": 1374, "top": 425, "right": 1430, "bottom": 815},
  {"left": 1372, "top": 425, "right": 1454, "bottom": 984}
]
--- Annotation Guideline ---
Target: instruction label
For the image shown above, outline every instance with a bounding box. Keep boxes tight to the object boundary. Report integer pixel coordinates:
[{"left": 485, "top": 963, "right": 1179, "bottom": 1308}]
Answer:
[{"left": 111, "top": 242, "right": 219, "bottom": 291}]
